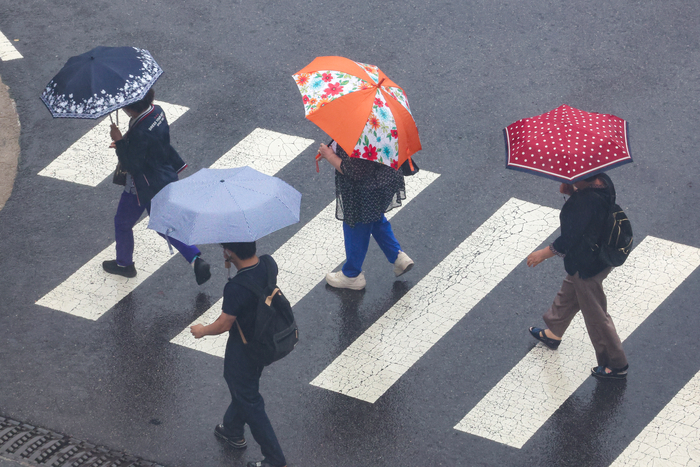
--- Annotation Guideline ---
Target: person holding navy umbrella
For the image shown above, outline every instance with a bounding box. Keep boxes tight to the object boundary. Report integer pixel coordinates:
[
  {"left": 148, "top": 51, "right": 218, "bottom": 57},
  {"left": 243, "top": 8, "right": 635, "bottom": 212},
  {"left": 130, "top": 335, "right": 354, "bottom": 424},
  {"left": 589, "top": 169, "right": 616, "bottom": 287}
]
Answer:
[
  {"left": 41, "top": 46, "right": 211, "bottom": 284},
  {"left": 106, "top": 88, "right": 211, "bottom": 284}
]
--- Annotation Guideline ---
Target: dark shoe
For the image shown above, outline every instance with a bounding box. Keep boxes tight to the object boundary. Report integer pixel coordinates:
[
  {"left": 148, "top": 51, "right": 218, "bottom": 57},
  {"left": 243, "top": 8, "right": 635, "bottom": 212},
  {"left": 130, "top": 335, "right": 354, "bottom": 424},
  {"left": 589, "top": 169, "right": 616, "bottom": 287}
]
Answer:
[
  {"left": 591, "top": 364, "right": 628, "bottom": 380},
  {"left": 214, "top": 424, "right": 246, "bottom": 449},
  {"left": 529, "top": 327, "right": 561, "bottom": 350},
  {"left": 194, "top": 257, "right": 211, "bottom": 285},
  {"left": 247, "top": 461, "right": 285, "bottom": 467},
  {"left": 102, "top": 260, "right": 137, "bottom": 278}
]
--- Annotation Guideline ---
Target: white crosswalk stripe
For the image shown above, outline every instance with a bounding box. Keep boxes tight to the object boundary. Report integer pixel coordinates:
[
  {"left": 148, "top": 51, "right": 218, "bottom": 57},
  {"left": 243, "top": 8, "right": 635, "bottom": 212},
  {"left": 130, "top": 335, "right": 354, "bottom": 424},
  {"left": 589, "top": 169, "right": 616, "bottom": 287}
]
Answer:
[
  {"left": 36, "top": 128, "right": 313, "bottom": 320},
  {"left": 37, "top": 101, "right": 188, "bottom": 187},
  {"left": 31, "top": 114, "right": 700, "bottom": 460},
  {"left": 170, "top": 169, "right": 440, "bottom": 357},
  {"left": 610, "top": 369, "right": 700, "bottom": 466},
  {"left": 0, "top": 31, "right": 22, "bottom": 61},
  {"left": 454, "top": 236, "right": 700, "bottom": 449},
  {"left": 310, "top": 198, "right": 560, "bottom": 403}
]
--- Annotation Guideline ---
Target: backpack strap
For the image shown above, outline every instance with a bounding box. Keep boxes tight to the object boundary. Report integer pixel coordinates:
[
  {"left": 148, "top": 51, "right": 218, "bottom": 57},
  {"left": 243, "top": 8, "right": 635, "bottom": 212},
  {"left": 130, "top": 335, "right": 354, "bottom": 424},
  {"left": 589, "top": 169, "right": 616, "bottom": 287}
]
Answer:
[
  {"left": 260, "top": 254, "right": 278, "bottom": 289},
  {"left": 228, "top": 256, "right": 278, "bottom": 344},
  {"left": 235, "top": 320, "right": 248, "bottom": 344}
]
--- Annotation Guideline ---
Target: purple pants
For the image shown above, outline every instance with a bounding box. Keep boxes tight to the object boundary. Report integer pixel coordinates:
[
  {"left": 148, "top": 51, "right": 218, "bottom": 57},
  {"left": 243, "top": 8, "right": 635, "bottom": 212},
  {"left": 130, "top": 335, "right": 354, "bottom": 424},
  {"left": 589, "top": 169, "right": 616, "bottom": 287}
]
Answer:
[{"left": 115, "top": 191, "right": 200, "bottom": 266}]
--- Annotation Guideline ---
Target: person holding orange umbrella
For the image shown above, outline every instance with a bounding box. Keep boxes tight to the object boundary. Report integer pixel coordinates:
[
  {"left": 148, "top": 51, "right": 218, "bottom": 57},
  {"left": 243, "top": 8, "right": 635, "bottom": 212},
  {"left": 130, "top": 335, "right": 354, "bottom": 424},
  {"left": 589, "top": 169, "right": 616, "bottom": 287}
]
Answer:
[{"left": 294, "top": 57, "right": 421, "bottom": 290}]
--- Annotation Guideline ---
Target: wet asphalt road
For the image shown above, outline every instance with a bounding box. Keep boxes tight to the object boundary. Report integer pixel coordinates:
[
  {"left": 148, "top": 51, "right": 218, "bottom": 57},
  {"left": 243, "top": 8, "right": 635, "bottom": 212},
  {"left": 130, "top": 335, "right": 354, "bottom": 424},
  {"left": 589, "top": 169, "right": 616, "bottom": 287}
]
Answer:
[{"left": 1, "top": 1, "right": 700, "bottom": 466}]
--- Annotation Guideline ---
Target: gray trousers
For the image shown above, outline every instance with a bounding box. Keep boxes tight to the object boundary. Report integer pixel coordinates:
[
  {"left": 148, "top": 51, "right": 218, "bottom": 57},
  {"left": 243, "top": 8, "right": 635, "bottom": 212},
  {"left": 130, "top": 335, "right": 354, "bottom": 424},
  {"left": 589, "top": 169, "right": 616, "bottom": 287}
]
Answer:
[{"left": 543, "top": 267, "right": 628, "bottom": 370}]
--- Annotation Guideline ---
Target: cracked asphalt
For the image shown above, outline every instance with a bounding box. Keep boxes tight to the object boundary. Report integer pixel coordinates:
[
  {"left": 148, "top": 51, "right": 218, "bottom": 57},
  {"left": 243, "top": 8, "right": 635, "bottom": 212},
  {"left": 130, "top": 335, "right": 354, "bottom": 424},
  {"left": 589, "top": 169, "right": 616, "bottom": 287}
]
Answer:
[{"left": 1, "top": 1, "right": 700, "bottom": 466}]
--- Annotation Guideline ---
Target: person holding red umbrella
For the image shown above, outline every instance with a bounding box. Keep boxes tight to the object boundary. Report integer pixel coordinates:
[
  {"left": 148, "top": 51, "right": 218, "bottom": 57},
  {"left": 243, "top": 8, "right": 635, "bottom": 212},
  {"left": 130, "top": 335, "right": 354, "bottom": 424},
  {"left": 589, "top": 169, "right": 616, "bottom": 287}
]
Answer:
[
  {"left": 526, "top": 173, "right": 628, "bottom": 379},
  {"left": 294, "top": 57, "right": 422, "bottom": 290},
  {"left": 507, "top": 105, "right": 632, "bottom": 379}
]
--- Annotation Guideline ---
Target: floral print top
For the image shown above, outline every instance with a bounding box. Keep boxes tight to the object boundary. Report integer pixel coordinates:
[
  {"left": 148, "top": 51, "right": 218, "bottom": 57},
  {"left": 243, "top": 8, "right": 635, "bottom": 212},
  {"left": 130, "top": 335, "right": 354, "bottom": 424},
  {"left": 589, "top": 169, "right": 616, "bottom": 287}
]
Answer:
[{"left": 332, "top": 142, "right": 406, "bottom": 227}]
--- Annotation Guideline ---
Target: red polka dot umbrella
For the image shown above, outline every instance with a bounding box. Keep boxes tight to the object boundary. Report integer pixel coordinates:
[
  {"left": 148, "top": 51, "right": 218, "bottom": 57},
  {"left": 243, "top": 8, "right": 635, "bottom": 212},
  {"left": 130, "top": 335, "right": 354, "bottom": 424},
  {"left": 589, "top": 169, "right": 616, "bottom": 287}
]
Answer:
[{"left": 504, "top": 104, "right": 632, "bottom": 183}]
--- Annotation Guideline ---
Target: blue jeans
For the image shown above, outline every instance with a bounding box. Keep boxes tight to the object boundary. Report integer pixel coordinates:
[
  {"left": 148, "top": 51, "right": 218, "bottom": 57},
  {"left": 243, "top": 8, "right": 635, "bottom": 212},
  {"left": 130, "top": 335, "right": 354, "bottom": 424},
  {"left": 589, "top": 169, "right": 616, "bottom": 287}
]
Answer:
[
  {"left": 223, "top": 338, "right": 286, "bottom": 467},
  {"left": 342, "top": 215, "right": 401, "bottom": 278},
  {"left": 114, "top": 191, "right": 200, "bottom": 266}
]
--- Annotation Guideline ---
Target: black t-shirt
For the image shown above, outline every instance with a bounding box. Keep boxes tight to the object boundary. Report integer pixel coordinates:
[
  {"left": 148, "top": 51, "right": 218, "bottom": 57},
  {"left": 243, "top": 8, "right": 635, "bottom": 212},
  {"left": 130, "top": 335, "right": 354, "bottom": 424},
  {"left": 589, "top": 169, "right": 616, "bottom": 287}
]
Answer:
[{"left": 222, "top": 257, "right": 273, "bottom": 342}]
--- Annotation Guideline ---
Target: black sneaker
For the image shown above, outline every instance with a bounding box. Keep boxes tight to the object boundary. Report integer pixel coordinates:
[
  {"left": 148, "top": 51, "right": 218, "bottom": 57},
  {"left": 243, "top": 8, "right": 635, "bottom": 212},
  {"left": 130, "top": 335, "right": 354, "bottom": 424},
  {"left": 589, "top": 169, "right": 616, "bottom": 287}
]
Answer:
[
  {"left": 102, "top": 260, "right": 137, "bottom": 278},
  {"left": 214, "top": 424, "right": 246, "bottom": 449},
  {"left": 194, "top": 257, "right": 211, "bottom": 285}
]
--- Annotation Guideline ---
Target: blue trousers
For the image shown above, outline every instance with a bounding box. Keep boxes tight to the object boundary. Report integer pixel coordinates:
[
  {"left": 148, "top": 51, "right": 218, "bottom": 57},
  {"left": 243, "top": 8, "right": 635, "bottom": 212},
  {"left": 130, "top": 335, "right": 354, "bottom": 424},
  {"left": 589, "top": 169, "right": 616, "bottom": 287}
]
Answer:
[
  {"left": 223, "top": 338, "right": 286, "bottom": 467},
  {"left": 342, "top": 215, "right": 401, "bottom": 278},
  {"left": 114, "top": 191, "right": 200, "bottom": 266}
]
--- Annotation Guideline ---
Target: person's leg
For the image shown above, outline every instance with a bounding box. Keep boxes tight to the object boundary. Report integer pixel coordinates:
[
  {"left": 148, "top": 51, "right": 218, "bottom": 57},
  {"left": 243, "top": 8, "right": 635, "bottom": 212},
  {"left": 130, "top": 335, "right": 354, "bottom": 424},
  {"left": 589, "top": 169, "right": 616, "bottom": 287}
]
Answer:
[
  {"left": 114, "top": 192, "right": 145, "bottom": 266},
  {"left": 144, "top": 203, "right": 209, "bottom": 284},
  {"left": 573, "top": 268, "right": 628, "bottom": 370},
  {"left": 142, "top": 202, "right": 201, "bottom": 263},
  {"left": 341, "top": 221, "right": 372, "bottom": 278},
  {"left": 227, "top": 342, "right": 286, "bottom": 466},
  {"left": 542, "top": 274, "right": 581, "bottom": 339},
  {"left": 370, "top": 215, "right": 401, "bottom": 263},
  {"left": 222, "top": 343, "right": 247, "bottom": 438},
  {"left": 160, "top": 233, "right": 201, "bottom": 263}
]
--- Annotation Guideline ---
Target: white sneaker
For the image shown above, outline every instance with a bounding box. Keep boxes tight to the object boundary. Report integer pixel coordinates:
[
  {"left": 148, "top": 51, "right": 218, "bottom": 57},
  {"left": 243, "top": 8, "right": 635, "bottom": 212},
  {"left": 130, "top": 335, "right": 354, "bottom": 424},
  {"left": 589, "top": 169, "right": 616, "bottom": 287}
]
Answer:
[
  {"left": 393, "top": 251, "right": 414, "bottom": 277},
  {"left": 325, "top": 271, "right": 366, "bottom": 290}
]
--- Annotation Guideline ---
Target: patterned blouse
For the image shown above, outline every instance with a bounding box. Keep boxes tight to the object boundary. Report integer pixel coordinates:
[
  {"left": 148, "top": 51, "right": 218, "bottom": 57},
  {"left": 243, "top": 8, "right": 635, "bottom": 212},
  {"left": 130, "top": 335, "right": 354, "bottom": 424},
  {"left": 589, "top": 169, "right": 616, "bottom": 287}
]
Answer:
[{"left": 332, "top": 142, "right": 406, "bottom": 227}]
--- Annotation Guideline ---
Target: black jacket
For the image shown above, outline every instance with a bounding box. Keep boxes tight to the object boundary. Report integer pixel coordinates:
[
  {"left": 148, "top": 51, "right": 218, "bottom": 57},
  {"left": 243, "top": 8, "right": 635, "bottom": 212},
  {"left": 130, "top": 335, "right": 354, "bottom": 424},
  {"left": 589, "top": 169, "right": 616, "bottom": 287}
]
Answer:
[
  {"left": 552, "top": 174, "right": 615, "bottom": 279},
  {"left": 115, "top": 105, "right": 186, "bottom": 205}
]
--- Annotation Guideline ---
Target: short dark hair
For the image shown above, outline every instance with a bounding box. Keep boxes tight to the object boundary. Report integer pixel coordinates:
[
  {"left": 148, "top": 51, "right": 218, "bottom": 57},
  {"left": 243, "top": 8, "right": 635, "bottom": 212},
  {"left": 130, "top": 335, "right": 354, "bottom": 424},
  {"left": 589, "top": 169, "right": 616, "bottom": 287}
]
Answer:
[
  {"left": 221, "top": 242, "right": 256, "bottom": 260},
  {"left": 124, "top": 88, "right": 155, "bottom": 114}
]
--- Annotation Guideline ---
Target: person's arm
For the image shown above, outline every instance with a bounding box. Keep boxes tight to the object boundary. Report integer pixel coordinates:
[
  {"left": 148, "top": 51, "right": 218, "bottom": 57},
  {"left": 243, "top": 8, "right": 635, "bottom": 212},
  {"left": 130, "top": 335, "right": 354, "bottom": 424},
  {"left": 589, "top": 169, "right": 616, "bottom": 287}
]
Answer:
[
  {"left": 112, "top": 127, "right": 151, "bottom": 174},
  {"left": 552, "top": 194, "right": 594, "bottom": 255},
  {"left": 527, "top": 245, "right": 556, "bottom": 267},
  {"left": 318, "top": 143, "right": 343, "bottom": 174},
  {"left": 190, "top": 312, "right": 236, "bottom": 339}
]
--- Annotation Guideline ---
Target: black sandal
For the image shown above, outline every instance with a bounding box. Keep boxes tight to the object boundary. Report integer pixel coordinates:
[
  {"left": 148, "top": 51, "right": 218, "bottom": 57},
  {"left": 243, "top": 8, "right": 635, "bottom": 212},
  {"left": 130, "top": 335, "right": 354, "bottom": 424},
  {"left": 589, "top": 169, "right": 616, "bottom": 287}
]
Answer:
[
  {"left": 591, "top": 364, "right": 628, "bottom": 380},
  {"left": 529, "top": 327, "right": 561, "bottom": 350}
]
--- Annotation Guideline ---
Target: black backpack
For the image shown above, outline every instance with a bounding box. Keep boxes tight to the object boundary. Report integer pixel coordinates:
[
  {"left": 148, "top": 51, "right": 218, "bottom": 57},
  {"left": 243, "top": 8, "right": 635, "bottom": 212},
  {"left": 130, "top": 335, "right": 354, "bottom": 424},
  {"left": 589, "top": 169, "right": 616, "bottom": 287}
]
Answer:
[
  {"left": 232, "top": 255, "right": 299, "bottom": 366},
  {"left": 592, "top": 174, "right": 633, "bottom": 267}
]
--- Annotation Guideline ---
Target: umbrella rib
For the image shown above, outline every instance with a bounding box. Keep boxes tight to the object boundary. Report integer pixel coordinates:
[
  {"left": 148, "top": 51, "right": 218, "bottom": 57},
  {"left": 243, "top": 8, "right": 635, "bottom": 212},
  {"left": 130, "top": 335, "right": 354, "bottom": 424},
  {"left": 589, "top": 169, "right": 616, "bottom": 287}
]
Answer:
[{"left": 223, "top": 182, "right": 256, "bottom": 240}]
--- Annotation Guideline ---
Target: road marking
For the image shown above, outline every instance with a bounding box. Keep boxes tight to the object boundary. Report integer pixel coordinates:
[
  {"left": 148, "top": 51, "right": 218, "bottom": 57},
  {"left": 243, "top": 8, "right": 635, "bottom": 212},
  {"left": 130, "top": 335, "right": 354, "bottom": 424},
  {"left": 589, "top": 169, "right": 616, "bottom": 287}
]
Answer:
[
  {"left": 0, "top": 31, "right": 22, "bottom": 61},
  {"left": 454, "top": 236, "right": 700, "bottom": 449},
  {"left": 38, "top": 101, "right": 188, "bottom": 187},
  {"left": 170, "top": 170, "right": 441, "bottom": 357},
  {"left": 310, "top": 198, "right": 560, "bottom": 403},
  {"left": 610, "top": 370, "right": 700, "bottom": 467},
  {"left": 36, "top": 129, "right": 314, "bottom": 320}
]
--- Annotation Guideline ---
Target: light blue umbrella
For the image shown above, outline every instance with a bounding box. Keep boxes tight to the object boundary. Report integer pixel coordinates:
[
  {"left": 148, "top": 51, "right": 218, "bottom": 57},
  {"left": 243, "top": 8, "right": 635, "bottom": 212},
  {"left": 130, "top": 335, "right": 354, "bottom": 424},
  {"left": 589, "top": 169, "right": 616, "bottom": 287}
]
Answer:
[{"left": 148, "top": 167, "right": 301, "bottom": 245}]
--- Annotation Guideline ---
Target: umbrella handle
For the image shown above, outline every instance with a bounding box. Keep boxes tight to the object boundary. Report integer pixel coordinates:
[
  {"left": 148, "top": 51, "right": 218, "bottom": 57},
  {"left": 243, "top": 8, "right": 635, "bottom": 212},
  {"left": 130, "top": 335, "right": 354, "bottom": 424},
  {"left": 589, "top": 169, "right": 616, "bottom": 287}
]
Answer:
[
  {"left": 165, "top": 228, "right": 175, "bottom": 255},
  {"left": 315, "top": 139, "right": 334, "bottom": 173}
]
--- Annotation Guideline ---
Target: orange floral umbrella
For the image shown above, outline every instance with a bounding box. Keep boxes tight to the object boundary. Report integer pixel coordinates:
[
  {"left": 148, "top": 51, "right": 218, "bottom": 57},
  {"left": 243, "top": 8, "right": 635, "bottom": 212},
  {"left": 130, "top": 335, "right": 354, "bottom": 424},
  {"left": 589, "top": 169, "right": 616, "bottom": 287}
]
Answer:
[{"left": 293, "top": 56, "right": 421, "bottom": 170}]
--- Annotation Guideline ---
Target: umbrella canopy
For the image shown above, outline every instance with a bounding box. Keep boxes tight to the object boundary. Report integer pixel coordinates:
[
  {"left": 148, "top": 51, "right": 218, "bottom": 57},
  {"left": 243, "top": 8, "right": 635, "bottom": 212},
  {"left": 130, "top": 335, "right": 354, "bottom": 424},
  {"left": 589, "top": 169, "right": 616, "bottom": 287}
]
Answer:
[
  {"left": 505, "top": 104, "right": 632, "bottom": 183},
  {"left": 148, "top": 167, "right": 301, "bottom": 245},
  {"left": 293, "top": 56, "right": 421, "bottom": 170},
  {"left": 41, "top": 46, "right": 162, "bottom": 119}
]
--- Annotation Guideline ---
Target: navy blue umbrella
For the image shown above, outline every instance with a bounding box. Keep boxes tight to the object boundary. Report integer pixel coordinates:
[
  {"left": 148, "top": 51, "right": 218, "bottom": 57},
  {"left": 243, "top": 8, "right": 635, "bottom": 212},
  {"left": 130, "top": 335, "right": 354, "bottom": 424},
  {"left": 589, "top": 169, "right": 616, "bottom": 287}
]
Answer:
[{"left": 41, "top": 46, "right": 163, "bottom": 119}]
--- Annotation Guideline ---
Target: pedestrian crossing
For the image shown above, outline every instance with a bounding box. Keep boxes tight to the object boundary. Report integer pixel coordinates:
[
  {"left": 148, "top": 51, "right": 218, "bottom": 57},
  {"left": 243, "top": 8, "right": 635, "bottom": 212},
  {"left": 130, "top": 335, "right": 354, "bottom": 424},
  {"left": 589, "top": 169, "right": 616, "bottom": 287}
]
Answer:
[
  {"left": 454, "top": 236, "right": 700, "bottom": 448},
  {"left": 170, "top": 169, "right": 440, "bottom": 357},
  {"left": 609, "top": 369, "right": 700, "bottom": 466},
  {"left": 0, "top": 30, "right": 22, "bottom": 61},
  {"left": 310, "top": 198, "right": 560, "bottom": 402},
  {"left": 37, "top": 101, "right": 189, "bottom": 186},
  {"left": 30, "top": 120, "right": 700, "bottom": 463},
  {"left": 36, "top": 128, "right": 313, "bottom": 320}
]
